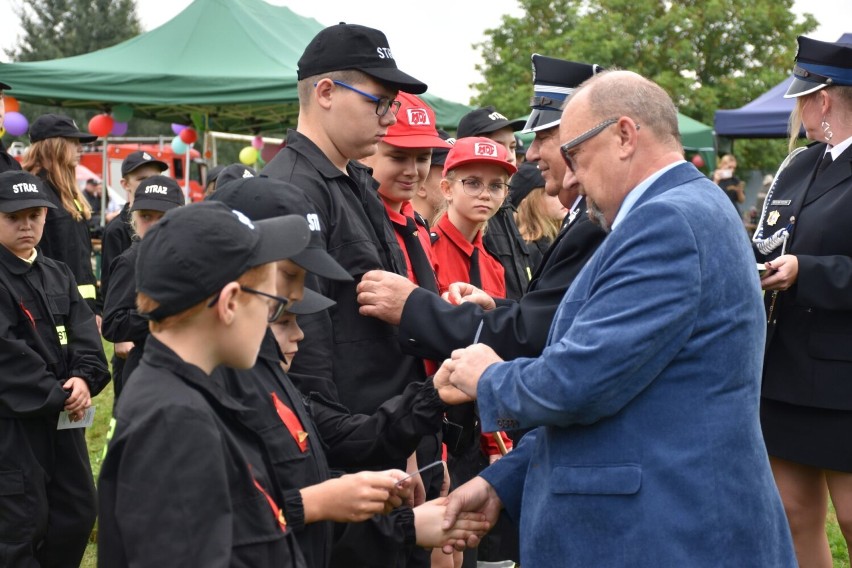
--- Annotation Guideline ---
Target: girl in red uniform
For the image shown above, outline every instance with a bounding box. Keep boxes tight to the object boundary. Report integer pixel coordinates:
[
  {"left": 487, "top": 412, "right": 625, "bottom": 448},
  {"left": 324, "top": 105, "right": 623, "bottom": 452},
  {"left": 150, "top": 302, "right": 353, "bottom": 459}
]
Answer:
[{"left": 431, "top": 137, "right": 517, "bottom": 299}]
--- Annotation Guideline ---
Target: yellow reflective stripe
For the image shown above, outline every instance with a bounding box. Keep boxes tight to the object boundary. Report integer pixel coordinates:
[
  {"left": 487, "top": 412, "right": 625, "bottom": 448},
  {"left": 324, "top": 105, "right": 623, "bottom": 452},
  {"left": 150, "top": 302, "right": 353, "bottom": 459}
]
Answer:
[
  {"left": 74, "top": 198, "right": 83, "bottom": 212},
  {"left": 56, "top": 325, "right": 68, "bottom": 345},
  {"left": 526, "top": 266, "right": 533, "bottom": 280},
  {"left": 101, "top": 418, "right": 117, "bottom": 461},
  {"left": 78, "top": 284, "right": 97, "bottom": 299}
]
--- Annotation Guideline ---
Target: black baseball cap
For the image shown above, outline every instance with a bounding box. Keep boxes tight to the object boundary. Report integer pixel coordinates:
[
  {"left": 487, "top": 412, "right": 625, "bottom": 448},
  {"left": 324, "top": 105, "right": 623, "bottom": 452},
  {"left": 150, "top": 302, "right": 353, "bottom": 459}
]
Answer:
[
  {"left": 121, "top": 151, "right": 169, "bottom": 177},
  {"left": 287, "top": 287, "right": 336, "bottom": 315},
  {"left": 215, "top": 164, "right": 256, "bottom": 188},
  {"left": 0, "top": 171, "right": 57, "bottom": 212},
  {"left": 206, "top": 165, "right": 225, "bottom": 185},
  {"left": 137, "top": 201, "right": 311, "bottom": 321},
  {"left": 785, "top": 36, "right": 852, "bottom": 98},
  {"left": 509, "top": 162, "right": 545, "bottom": 207},
  {"left": 208, "top": 176, "right": 352, "bottom": 282},
  {"left": 431, "top": 129, "right": 455, "bottom": 167},
  {"left": 0, "top": 81, "right": 10, "bottom": 91},
  {"left": 457, "top": 106, "right": 526, "bottom": 138},
  {"left": 523, "top": 55, "right": 604, "bottom": 133},
  {"left": 297, "top": 23, "right": 427, "bottom": 94},
  {"left": 29, "top": 114, "right": 97, "bottom": 144},
  {"left": 130, "top": 175, "right": 185, "bottom": 213}
]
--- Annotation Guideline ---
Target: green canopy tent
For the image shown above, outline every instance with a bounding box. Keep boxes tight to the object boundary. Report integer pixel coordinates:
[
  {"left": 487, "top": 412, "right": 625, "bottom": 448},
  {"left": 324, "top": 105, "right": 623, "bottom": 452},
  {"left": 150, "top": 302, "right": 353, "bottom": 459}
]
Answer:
[{"left": 0, "top": 0, "right": 472, "bottom": 133}]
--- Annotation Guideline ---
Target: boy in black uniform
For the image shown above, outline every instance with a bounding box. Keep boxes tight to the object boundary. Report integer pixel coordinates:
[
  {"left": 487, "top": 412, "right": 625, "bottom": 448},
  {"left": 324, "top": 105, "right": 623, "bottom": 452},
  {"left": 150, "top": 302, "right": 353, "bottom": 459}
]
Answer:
[
  {"left": 98, "top": 202, "right": 318, "bottom": 567},
  {"left": 99, "top": 151, "right": 168, "bottom": 382},
  {"left": 0, "top": 170, "right": 109, "bottom": 567},
  {"left": 209, "top": 178, "right": 487, "bottom": 568},
  {"left": 261, "top": 27, "right": 447, "bottom": 552}
]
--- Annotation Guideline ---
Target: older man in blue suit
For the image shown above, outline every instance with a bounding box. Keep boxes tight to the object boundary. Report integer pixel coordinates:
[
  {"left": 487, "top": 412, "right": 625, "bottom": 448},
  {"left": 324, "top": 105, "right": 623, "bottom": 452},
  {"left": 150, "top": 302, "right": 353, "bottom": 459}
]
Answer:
[{"left": 435, "top": 71, "right": 796, "bottom": 566}]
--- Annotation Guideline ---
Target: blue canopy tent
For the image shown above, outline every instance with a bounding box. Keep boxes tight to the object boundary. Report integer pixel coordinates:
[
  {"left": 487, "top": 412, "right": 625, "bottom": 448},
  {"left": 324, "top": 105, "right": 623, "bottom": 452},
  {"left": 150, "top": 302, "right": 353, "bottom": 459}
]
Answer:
[{"left": 714, "top": 33, "right": 852, "bottom": 139}]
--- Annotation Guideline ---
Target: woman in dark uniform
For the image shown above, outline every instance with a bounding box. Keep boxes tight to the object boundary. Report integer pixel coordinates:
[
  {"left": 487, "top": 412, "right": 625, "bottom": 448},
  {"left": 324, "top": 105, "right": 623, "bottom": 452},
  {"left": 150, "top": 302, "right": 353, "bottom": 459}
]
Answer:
[
  {"left": 22, "top": 114, "right": 99, "bottom": 314},
  {"left": 754, "top": 35, "right": 852, "bottom": 567}
]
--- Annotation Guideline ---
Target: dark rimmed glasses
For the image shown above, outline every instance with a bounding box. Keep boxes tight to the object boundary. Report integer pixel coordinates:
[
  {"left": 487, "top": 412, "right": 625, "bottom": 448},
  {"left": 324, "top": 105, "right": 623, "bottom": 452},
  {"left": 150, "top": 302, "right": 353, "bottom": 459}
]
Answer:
[
  {"left": 207, "top": 286, "right": 290, "bottom": 323},
  {"left": 326, "top": 80, "right": 402, "bottom": 117},
  {"left": 560, "top": 118, "right": 636, "bottom": 173},
  {"left": 454, "top": 178, "right": 510, "bottom": 199}
]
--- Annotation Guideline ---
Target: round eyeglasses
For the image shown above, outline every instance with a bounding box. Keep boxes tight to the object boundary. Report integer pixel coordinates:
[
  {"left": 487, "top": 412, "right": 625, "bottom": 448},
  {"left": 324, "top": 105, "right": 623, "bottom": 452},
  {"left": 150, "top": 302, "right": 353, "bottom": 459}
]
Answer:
[{"left": 454, "top": 178, "right": 509, "bottom": 199}]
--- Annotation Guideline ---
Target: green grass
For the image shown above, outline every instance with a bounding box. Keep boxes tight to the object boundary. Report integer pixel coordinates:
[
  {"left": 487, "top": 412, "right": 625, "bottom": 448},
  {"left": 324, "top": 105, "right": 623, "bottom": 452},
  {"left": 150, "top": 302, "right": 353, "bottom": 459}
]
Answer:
[
  {"left": 76, "top": 341, "right": 851, "bottom": 567},
  {"left": 80, "top": 340, "right": 115, "bottom": 568}
]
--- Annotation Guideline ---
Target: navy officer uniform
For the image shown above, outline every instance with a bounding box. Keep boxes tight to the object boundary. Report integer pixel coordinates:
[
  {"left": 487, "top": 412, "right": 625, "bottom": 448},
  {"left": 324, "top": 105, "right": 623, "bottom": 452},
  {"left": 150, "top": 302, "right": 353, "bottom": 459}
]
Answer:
[
  {"left": 754, "top": 36, "right": 852, "bottom": 472},
  {"left": 399, "top": 56, "right": 607, "bottom": 362}
]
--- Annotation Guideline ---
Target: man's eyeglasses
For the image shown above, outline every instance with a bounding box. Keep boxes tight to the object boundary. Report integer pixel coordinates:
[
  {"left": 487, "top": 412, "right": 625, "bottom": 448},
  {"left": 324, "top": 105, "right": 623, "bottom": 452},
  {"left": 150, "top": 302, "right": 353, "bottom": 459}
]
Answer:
[
  {"left": 323, "top": 80, "right": 402, "bottom": 117},
  {"left": 207, "top": 285, "right": 290, "bottom": 323},
  {"left": 454, "top": 178, "right": 509, "bottom": 199},
  {"left": 560, "top": 118, "right": 637, "bottom": 173}
]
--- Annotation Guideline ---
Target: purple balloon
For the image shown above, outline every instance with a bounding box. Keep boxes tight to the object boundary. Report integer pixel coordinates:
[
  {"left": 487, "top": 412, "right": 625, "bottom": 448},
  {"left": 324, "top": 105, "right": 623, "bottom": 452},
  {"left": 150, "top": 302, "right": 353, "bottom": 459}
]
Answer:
[
  {"left": 171, "top": 123, "right": 187, "bottom": 136},
  {"left": 4, "top": 111, "right": 29, "bottom": 136},
  {"left": 111, "top": 121, "right": 129, "bottom": 136}
]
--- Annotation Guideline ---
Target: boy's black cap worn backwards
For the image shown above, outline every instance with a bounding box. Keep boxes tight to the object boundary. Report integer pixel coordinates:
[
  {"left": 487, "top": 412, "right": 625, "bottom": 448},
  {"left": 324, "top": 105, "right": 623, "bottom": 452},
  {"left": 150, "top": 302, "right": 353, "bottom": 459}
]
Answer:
[
  {"left": 136, "top": 201, "right": 311, "bottom": 321},
  {"left": 0, "top": 171, "right": 58, "bottom": 212},
  {"left": 457, "top": 106, "right": 526, "bottom": 138},
  {"left": 509, "top": 162, "right": 546, "bottom": 207},
  {"left": 785, "top": 35, "right": 852, "bottom": 98},
  {"left": 121, "top": 151, "right": 168, "bottom": 177},
  {"left": 29, "top": 113, "right": 98, "bottom": 144},
  {"left": 214, "top": 164, "right": 256, "bottom": 188},
  {"left": 208, "top": 176, "right": 352, "bottom": 282},
  {"left": 297, "top": 23, "right": 427, "bottom": 94},
  {"left": 130, "top": 175, "right": 185, "bottom": 213}
]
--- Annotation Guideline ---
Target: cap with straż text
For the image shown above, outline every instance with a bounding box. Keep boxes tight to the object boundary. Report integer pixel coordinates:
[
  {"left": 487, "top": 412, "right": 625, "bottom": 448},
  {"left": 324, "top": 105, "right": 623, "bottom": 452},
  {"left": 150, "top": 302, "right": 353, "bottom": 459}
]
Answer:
[{"left": 0, "top": 171, "right": 57, "bottom": 212}]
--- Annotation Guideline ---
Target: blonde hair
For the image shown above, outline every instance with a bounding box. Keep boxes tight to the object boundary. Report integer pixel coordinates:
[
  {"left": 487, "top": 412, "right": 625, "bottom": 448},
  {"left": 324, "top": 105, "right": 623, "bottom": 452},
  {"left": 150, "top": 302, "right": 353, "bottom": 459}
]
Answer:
[
  {"left": 137, "top": 264, "right": 269, "bottom": 332},
  {"left": 515, "top": 188, "right": 561, "bottom": 243},
  {"left": 22, "top": 138, "right": 91, "bottom": 221},
  {"left": 787, "top": 96, "right": 807, "bottom": 153}
]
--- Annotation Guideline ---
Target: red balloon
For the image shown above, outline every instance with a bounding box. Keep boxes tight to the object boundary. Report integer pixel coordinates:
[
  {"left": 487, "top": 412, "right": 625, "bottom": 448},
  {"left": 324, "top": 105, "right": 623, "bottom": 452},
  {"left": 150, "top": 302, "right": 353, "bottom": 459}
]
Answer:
[
  {"left": 691, "top": 154, "right": 705, "bottom": 169},
  {"left": 88, "top": 114, "right": 114, "bottom": 137},
  {"left": 4, "top": 96, "right": 20, "bottom": 113},
  {"left": 179, "top": 127, "right": 198, "bottom": 144}
]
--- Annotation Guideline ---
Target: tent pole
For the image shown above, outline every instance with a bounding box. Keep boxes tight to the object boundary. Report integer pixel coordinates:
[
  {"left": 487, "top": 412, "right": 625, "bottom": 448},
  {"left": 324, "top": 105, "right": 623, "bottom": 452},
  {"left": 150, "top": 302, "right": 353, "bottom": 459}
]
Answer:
[{"left": 101, "top": 138, "right": 108, "bottom": 229}]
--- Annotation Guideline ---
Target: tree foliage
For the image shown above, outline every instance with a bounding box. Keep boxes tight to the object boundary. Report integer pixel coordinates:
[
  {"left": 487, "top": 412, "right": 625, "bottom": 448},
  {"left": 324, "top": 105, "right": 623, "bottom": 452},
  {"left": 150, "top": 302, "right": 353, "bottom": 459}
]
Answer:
[
  {"left": 7, "top": 0, "right": 142, "bottom": 62},
  {"left": 472, "top": 0, "right": 818, "bottom": 169}
]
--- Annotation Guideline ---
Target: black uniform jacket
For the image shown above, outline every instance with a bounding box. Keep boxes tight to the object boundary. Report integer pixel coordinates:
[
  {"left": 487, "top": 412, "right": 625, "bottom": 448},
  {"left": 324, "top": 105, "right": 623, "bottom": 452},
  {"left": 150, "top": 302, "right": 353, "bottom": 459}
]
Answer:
[
  {"left": 483, "top": 203, "right": 532, "bottom": 301},
  {"left": 97, "top": 203, "right": 133, "bottom": 313},
  {"left": 756, "top": 142, "right": 852, "bottom": 410},
  {"left": 101, "top": 243, "right": 147, "bottom": 381},
  {"left": 35, "top": 171, "right": 99, "bottom": 312},
  {"left": 98, "top": 337, "right": 306, "bottom": 568},
  {"left": 262, "top": 130, "right": 427, "bottom": 415},
  {"left": 217, "top": 330, "right": 442, "bottom": 567},
  {"left": 0, "top": 141, "right": 22, "bottom": 173},
  {"left": 0, "top": 245, "right": 108, "bottom": 418},
  {"left": 400, "top": 198, "right": 607, "bottom": 361}
]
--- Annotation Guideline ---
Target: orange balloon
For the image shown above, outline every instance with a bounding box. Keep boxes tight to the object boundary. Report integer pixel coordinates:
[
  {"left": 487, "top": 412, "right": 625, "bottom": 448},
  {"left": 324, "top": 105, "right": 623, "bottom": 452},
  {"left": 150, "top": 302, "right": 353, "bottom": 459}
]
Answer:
[{"left": 4, "top": 96, "right": 19, "bottom": 113}]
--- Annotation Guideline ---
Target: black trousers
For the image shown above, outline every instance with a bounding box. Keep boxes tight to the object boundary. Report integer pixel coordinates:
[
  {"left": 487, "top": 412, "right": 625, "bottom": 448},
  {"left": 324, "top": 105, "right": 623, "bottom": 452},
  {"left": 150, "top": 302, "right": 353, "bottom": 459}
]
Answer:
[{"left": 0, "top": 420, "right": 96, "bottom": 568}]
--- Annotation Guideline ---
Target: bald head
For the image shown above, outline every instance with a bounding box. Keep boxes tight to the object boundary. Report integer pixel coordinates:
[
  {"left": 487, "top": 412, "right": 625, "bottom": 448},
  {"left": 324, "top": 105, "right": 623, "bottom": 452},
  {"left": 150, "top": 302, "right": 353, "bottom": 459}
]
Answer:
[{"left": 570, "top": 71, "right": 682, "bottom": 152}]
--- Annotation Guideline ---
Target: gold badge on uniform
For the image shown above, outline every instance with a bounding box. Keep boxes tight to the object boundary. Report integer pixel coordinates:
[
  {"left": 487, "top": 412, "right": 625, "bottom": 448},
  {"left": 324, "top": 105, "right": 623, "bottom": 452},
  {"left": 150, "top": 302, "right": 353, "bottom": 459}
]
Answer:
[{"left": 766, "top": 210, "right": 780, "bottom": 226}]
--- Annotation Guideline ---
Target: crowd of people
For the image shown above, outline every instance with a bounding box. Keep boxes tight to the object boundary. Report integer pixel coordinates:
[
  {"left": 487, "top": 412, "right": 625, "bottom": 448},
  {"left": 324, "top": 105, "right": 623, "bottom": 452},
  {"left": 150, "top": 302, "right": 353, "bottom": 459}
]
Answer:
[{"left": 0, "top": 21, "right": 851, "bottom": 568}]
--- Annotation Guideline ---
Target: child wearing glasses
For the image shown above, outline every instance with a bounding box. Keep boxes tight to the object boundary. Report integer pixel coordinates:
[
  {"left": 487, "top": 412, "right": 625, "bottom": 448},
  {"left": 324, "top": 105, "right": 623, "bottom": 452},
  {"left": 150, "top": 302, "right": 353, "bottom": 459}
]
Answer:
[
  {"left": 0, "top": 171, "right": 109, "bottom": 567},
  {"left": 98, "top": 202, "right": 314, "bottom": 566},
  {"left": 432, "top": 137, "right": 517, "bottom": 299}
]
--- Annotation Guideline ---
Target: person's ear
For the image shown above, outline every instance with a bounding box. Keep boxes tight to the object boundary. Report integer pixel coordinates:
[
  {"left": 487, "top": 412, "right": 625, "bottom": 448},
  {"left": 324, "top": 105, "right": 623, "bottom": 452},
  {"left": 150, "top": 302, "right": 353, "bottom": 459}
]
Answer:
[
  {"left": 215, "top": 281, "right": 241, "bottom": 325},
  {"left": 617, "top": 116, "right": 640, "bottom": 159},
  {"left": 314, "top": 78, "right": 335, "bottom": 111},
  {"left": 440, "top": 178, "right": 453, "bottom": 201}
]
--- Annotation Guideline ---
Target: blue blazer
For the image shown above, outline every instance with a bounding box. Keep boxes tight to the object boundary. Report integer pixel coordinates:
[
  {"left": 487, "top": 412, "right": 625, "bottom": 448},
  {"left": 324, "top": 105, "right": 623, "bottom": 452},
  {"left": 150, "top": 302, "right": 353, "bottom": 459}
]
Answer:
[{"left": 477, "top": 163, "right": 795, "bottom": 567}]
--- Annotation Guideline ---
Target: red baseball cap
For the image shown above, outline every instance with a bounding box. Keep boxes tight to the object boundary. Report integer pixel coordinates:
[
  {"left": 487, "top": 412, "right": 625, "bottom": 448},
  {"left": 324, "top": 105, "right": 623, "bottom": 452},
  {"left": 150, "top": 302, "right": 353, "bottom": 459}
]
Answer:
[
  {"left": 442, "top": 137, "right": 518, "bottom": 177},
  {"left": 382, "top": 93, "right": 453, "bottom": 149}
]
